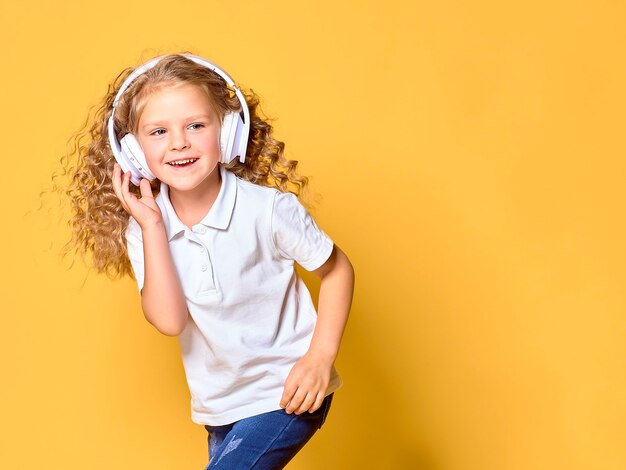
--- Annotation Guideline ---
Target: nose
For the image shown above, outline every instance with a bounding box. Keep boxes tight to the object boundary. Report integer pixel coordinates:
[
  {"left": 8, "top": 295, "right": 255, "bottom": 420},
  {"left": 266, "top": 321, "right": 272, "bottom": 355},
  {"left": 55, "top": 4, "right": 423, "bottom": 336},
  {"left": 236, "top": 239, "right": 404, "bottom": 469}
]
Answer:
[{"left": 169, "top": 129, "right": 190, "bottom": 151}]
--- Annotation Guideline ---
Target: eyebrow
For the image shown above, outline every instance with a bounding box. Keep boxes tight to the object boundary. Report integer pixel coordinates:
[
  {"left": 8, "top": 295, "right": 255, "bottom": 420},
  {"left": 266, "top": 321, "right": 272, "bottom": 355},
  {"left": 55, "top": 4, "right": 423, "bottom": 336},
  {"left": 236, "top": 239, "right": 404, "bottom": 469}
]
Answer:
[{"left": 141, "top": 114, "right": 214, "bottom": 129}]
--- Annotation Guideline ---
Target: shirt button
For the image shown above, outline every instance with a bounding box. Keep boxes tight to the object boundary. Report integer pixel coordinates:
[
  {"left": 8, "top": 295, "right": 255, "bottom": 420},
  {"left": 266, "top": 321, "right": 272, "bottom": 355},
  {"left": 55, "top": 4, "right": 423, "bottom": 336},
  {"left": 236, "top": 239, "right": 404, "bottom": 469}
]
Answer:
[
  {"left": 200, "top": 247, "right": 205, "bottom": 253},
  {"left": 196, "top": 227, "right": 206, "bottom": 234},
  {"left": 201, "top": 265, "right": 207, "bottom": 271}
]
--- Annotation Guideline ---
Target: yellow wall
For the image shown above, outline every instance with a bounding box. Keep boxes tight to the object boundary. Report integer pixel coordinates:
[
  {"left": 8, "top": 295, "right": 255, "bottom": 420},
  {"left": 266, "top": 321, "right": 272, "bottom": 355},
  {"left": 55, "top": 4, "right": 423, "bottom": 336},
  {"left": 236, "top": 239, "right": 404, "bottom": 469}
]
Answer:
[{"left": 1, "top": 1, "right": 625, "bottom": 468}]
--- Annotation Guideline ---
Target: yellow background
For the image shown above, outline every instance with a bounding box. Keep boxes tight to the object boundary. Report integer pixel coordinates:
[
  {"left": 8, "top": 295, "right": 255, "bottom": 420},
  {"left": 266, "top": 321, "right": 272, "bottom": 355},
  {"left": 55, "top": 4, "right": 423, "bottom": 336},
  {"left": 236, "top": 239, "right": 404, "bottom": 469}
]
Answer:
[{"left": 1, "top": 1, "right": 625, "bottom": 469}]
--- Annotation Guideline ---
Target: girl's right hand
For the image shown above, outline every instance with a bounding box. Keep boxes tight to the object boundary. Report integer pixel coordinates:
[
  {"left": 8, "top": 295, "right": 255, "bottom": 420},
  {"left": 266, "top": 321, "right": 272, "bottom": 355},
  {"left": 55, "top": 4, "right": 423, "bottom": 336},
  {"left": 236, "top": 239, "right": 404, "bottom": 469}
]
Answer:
[{"left": 112, "top": 163, "right": 163, "bottom": 229}]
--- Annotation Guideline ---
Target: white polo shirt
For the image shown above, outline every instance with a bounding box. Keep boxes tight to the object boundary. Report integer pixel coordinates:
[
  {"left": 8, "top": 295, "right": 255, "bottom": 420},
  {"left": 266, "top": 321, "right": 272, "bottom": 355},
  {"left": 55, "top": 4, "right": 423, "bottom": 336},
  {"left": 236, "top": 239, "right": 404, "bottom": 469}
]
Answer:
[{"left": 125, "top": 166, "right": 342, "bottom": 425}]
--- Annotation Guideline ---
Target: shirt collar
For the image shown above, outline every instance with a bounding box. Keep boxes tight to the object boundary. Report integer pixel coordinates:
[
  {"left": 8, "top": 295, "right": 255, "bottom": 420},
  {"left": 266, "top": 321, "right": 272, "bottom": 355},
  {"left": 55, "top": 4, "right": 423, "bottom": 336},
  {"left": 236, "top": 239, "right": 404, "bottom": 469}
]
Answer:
[{"left": 156, "top": 166, "right": 237, "bottom": 241}]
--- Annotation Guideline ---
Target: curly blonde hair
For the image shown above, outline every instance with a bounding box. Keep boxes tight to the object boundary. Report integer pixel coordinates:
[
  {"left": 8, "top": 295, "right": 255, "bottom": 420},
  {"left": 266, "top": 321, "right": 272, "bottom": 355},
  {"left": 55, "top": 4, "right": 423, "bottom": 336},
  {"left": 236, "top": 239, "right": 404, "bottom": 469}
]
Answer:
[{"left": 58, "top": 54, "right": 309, "bottom": 279}]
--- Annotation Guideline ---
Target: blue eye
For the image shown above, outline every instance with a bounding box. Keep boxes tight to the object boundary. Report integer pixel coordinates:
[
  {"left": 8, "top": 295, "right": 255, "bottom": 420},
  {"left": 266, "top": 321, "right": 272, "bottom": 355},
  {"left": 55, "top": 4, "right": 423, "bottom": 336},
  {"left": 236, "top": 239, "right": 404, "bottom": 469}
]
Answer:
[
  {"left": 189, "top": 123, "right": 205, "bottom": 130},
  {"left": 150, "top": 128, "right": 166, "bottom": 136}
]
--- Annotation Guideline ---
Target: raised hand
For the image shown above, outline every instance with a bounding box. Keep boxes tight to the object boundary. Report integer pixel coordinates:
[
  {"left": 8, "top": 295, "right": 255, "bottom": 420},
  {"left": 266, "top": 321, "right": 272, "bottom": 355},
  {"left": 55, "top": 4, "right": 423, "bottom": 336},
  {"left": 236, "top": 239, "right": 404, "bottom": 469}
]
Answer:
[{"left": 111, "top": 163, "right": 163, "bottom": 229}]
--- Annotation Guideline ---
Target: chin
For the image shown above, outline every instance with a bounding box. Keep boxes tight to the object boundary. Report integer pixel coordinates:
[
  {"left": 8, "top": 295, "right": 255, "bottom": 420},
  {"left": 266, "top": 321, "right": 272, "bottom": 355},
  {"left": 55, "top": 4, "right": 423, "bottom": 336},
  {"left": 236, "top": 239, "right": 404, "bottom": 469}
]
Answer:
[{"left": 168, "top": 174, "right": 219, "bottom": 193}]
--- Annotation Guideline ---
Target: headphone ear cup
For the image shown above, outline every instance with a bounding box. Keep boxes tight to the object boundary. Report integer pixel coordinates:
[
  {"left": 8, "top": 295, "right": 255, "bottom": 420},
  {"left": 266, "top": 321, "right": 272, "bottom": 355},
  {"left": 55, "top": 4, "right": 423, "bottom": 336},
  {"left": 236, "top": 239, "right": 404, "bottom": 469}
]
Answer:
[
  {"left": 232, "top": 113, "right": 247, "bottom": 163},
  {"left": 120, "top": 134, "right": 156, "bottom": 182},
  {"left": 220, "top": 112, "right": 238, "bottom": 163}
]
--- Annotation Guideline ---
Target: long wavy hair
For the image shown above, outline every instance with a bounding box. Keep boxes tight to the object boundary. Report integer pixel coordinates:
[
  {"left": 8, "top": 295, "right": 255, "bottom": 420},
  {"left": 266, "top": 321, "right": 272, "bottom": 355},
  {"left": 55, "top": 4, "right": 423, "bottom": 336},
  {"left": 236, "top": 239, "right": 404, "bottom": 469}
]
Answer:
[{"left": 57, "top": 54, "right": 309, "bottom": 279}]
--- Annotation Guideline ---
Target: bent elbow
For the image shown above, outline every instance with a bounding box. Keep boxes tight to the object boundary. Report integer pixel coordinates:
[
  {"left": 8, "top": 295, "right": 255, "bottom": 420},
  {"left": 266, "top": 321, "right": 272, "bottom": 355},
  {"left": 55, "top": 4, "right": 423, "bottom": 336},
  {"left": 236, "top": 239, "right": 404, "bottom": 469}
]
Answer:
[
  {"left": 142, "top": 306, "right": 189, "bottom": 336},
  {"left": 141, "top": 293, "right": 189, "bottom": 336},
  {"left": 151, "top": 316, "right": 188, "bottom": 336}
]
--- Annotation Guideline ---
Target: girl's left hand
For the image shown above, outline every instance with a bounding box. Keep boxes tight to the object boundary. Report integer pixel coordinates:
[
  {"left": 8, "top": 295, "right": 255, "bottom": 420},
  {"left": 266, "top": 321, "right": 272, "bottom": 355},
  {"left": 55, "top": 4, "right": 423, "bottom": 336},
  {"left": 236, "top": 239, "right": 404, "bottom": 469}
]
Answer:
[{"left": 280, "top": 351, "right": 333, "bottom": 415}]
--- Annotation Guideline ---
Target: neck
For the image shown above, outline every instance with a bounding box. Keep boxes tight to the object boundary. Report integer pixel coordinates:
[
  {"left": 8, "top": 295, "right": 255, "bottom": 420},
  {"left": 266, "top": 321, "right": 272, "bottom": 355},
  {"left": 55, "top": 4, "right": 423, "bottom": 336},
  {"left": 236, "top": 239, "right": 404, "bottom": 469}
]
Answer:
[{"left": 168, "top": 170, "right": 222, "bottom": 228}]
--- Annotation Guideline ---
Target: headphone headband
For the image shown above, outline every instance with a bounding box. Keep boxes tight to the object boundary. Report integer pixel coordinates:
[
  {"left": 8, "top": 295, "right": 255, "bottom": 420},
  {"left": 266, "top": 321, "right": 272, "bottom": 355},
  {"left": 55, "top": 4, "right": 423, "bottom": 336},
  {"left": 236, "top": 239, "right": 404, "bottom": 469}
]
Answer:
[{"left": 111, "top": 54, "right": 240, "bottom": 108}]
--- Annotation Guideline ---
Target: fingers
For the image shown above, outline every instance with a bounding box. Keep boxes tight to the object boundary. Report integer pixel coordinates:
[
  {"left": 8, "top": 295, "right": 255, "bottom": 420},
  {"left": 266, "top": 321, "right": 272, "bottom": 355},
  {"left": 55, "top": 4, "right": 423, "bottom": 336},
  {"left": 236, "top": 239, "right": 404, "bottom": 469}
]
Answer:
[
  {"left": 284, "top": 389, "right": 324, "bottom": 415},
  {"left": 280, "top": 379, "right": 297, "bottom": 410},
  {"left": 285, "top": 387, "right": 309, "bottom": 414},
  {"left": 309, "top": 392, "right": 326, "bottom": 414},
  {"left": 281, "top": 381, "right": 324, "bottom": 415},
  {"left": 139, "top": 177, "right": 154, "bottom": 200},
  {"left": 112, "top": 164, "right": 163, "bottom": 227},
  {"left": 111, "top": 164, "right": 131, "bottom": 213},
  {"left": 120, "top": 167, "right": 131, "bottom": 199},
  {"left": 294, "top": 391, "right": 317, "bottom": 415},
  {"left": 120, "top": 168, "right": 138, "bottom": 209}
]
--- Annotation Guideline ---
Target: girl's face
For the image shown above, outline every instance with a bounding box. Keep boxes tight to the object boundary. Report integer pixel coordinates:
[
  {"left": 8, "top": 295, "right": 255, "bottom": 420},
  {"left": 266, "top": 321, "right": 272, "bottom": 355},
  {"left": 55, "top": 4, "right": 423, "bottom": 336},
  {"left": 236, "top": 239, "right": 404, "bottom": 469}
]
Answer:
[{"left": 136, "top": 83, "right": 222, "bottom": 195}]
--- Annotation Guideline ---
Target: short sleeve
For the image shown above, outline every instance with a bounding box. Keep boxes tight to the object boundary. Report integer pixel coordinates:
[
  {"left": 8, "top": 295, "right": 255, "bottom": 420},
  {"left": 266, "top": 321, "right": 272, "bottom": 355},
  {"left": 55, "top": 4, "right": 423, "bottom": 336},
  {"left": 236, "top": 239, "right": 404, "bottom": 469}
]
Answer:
[
  {"left": 126, "top": 217, "right": 145, "bottom": 292},
  {"left": 271, "top": 192, "right": 334, "bottom": 271}
]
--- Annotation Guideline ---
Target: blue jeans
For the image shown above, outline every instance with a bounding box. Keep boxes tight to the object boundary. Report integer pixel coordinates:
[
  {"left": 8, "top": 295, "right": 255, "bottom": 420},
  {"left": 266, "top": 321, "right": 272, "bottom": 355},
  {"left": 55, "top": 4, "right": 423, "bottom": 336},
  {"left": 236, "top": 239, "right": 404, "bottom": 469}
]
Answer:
[{"left": 203, "top": 393, "right": 334, "bottom": 469}]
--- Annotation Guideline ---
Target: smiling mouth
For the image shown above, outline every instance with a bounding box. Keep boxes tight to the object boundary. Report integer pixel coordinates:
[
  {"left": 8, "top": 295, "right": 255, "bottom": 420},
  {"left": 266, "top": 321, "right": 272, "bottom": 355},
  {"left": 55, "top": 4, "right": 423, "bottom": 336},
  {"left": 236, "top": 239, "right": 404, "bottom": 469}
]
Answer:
[{"left": 167, "top": 158, "right": 199, "bottom": 167}]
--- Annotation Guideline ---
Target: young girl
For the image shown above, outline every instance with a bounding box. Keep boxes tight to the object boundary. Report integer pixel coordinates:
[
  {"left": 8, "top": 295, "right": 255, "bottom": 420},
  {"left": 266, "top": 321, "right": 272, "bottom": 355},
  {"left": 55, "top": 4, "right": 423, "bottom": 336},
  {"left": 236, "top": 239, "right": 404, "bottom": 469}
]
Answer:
[{"left": 62, "top": 53, "right": 354, "bottom": 469}]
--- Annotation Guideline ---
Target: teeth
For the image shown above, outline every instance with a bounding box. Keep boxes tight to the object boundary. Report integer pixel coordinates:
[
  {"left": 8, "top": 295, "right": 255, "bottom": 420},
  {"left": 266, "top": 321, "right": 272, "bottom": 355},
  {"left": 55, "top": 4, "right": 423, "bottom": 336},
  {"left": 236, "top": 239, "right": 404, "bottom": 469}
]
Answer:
[{"left": 168, "top": 159, "right": 198, "bottom": 166}]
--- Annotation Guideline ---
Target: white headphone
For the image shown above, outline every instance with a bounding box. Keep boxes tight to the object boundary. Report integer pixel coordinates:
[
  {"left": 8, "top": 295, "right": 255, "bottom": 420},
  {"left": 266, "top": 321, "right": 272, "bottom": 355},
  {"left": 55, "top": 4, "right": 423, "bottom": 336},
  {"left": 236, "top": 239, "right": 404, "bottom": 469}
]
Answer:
[{"left": 107, "top": 54, "right": 251, "bottom": 185}]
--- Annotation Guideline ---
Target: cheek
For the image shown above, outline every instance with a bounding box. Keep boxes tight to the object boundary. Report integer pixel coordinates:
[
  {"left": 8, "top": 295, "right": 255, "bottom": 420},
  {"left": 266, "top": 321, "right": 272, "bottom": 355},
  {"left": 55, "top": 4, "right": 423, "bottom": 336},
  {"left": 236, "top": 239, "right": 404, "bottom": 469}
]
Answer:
[
  {"left": 138, "top": 139, "right": 162, "bottom": 161},
  {"left": 192, "top": 132, "right": 219, "bottom": 152},
  {"left": 206, "top": 127, "right": 222, "bottom": 148}
]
